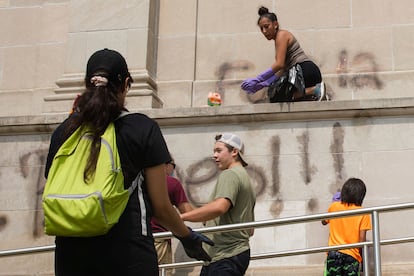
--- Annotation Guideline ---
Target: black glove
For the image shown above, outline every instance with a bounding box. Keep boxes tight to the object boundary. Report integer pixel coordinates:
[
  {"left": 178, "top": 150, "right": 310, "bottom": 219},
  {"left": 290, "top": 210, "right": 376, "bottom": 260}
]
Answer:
[{"left": 176, "top": 227, "right": 214, "bottom": 261}]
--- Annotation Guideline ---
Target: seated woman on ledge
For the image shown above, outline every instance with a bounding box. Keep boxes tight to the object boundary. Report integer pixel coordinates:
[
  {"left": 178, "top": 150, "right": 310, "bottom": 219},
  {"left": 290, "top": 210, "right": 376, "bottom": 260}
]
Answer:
[{"left": 241, "top": 6, "right": 327, "bottom": 102}]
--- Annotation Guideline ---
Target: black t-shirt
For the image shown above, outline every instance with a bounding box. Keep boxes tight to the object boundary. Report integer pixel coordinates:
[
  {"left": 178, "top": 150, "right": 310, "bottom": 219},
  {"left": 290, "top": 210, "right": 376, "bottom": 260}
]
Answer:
[{"left": 45, "top": 113, "right": 171, "bottom": 239}]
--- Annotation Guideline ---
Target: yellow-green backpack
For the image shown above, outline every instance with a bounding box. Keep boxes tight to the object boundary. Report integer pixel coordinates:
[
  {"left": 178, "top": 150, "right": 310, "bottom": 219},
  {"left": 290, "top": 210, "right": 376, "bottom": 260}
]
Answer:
[{"left": 42, "top": 117, "right": 142, "bottom": 237}]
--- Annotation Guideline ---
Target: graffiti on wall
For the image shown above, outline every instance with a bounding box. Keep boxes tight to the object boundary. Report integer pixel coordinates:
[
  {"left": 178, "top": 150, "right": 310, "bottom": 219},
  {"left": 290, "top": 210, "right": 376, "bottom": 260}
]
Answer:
[
  {"left": 0, "top": 215, "right": 6, "bottom": 232},
  {"left": 214, "top": 60, "right": 254, "bottom": 102},
  {"left": 0, "top": 122, "right": 346, "bottom": 239},
  {"left": 19, "top": 149, "right": 48, "bottom": 237},
  {"left": 175, "top": 123, "right": 347, "bottom": 217},
  {"left": 330, "top": 122, "right": 345, "bottom": 193},
  {"left": 212, "top": 49, "right": 384, "bottom": 104},
  {"left": 336, "top": 49, "right": 383, "bottom": 90},
  {"left": 297, "top": 130, "right": 316, "bottom": 185}
]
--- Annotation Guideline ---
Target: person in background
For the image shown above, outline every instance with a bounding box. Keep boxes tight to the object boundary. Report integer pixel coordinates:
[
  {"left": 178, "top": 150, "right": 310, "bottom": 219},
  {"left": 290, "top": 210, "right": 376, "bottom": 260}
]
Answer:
[
  {"left": 181, "top": 133, "right": 256, "bottom": 276},
  {"left": 151, "top": 158, "right": 194, "bottom": 276},
  {"left": 165, "top": 159, "right": 177, "bottom": 177},
  {"left": 322, "top": 178, "right": 371, "bottom": 276},
  {"left": 241, "top": 6, "right": 326, "bottom": 101},
  {"left": 45, "top": 48, "right": 212, "bottom": 276}
]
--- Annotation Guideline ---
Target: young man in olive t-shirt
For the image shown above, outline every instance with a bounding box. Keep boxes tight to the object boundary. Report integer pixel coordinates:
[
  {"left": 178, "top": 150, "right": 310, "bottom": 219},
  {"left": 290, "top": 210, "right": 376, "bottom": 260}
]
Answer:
[{"left": 181, "top": 133, "right": 256, "bottom": 276}]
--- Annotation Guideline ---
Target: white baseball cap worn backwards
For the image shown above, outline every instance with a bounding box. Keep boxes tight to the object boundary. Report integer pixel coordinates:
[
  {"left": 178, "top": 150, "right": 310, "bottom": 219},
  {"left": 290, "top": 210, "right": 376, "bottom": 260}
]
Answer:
[{"left": 216, "top": 133, "right": 248, "bottom": 167}]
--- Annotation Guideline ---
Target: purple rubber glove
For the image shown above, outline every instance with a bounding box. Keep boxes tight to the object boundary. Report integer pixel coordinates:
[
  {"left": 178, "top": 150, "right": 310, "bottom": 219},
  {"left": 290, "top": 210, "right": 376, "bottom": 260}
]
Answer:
[
  {"left": 256, "top": 74, "right": 278, "bottom": 89},
  {"left": 332, "top": 192, "right": 341, "bottom": 202},
  {"left": 256, "top": 68, "right": 276, "bottom": 82},
  {"left": 242, "top": 73, "right": 278, "bottom": 94},
  {"left": 241, "top": 68, "right": 276, "bottom": 94},
  {"left": 241, "top": 77, "right": 260, "bottom": 94}
]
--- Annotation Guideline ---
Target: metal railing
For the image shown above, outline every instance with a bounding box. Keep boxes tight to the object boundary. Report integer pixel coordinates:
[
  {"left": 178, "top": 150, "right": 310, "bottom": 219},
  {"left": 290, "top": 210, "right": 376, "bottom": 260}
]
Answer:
[
  {"left": 1, "top": 202, "right": 413, "bottom": 276},
  {"left": 155, "top": 202, "right": 414, "bottom": 276}
]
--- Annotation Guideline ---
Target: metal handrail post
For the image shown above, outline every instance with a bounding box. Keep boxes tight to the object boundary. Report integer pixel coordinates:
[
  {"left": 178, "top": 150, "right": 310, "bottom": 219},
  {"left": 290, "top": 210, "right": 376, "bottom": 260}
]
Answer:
[
  {"left": 372, "top": 210, "right": 382, "bottom": 276},
  {"left": 363, "top": 244, "right": 369, "bottom": 276}
]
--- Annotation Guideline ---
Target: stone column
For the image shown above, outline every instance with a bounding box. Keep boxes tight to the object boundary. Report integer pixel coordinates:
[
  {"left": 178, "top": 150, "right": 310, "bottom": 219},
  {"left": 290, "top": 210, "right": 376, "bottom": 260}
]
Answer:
[{"left": 43, "top": 0, "right": 162, "bottom": 114}]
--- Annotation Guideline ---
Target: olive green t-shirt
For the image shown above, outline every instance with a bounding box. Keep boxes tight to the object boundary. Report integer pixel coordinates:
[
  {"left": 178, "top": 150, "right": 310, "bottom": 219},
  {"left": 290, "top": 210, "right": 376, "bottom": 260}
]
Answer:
[{"left": 204, "top": 165, "right": 256, "bottom": 263}]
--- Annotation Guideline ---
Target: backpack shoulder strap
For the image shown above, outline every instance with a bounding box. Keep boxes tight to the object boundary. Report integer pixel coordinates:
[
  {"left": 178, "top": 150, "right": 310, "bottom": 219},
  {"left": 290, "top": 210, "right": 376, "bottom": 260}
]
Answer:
[
  {"left": 116, "top": 111, "right": 131, "bottom": 120},
  {"left": 113, "top": 111, "right": 142, "bottom": 195}
]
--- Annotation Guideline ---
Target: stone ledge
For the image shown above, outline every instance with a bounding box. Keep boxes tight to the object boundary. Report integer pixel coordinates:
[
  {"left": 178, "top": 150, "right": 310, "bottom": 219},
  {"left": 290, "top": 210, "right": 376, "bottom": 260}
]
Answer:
[
  {"left": 1, "top": 97, "right": 414, "bottom": 135},
  {"left": 140, "top": 97, "right": 414, "bottom": 127}
]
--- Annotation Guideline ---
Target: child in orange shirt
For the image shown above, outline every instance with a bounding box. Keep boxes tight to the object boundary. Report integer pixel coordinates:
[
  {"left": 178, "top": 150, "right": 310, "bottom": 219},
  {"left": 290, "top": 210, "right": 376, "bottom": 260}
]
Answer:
[{"left": 322, "top": 178, "right": 371, "bottom": 276}]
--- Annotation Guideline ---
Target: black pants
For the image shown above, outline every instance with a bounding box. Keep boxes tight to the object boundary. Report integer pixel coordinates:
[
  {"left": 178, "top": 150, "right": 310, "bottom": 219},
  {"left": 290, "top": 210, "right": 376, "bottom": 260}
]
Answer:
[
  {"left": 299, "top": 60, "right": 322, "bottom": 88},
  {"left": 55, "top": 235, "right": 158, "bottom": 276},
  {"left": 200, "top": 249, "right": 250, "bottom": 276}
]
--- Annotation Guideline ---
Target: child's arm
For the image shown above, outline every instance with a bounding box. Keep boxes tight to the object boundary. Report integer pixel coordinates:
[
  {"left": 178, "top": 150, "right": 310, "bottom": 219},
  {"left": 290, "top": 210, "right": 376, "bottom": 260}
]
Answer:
[{"left": 359, "top": 229, "right": 368, "bottom": 242}]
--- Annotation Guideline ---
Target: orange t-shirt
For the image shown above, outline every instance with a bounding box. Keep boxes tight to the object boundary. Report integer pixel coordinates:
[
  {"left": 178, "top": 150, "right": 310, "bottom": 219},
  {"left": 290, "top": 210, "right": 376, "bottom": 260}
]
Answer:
[{"left": 326, "top": 202, "right": 372, "bottom": 262}]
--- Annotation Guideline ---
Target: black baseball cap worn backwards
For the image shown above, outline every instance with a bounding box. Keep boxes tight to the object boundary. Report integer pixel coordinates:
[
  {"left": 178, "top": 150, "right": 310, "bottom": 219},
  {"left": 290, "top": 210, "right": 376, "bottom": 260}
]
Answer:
[{"left": 86, "top": 48, "right": 132, "bottom": 85}]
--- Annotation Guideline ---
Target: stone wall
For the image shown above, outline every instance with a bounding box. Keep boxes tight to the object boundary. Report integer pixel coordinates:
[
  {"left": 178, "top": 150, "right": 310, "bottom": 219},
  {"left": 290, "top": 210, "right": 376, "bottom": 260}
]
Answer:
[
  {"left": 0, "top": 0, "right": 413, "bottom": 114},
  {"left": 1, "top": 100, "right": 414, "bottom": 275},
  {"left": 157, "top": 0, "right": 414, "bottom": 107}
]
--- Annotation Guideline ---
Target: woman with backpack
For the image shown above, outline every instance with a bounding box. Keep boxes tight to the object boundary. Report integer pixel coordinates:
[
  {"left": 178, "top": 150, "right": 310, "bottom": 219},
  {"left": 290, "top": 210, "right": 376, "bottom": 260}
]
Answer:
[{"left": 44, "top": 48, "right": 212, "bottom": 276}]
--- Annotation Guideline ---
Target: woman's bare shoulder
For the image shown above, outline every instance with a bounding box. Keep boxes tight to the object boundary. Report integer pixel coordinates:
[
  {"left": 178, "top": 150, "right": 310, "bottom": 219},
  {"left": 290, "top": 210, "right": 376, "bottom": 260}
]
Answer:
[
  {"left": 278, "top": 29, "right": 293, "bottom": 39},
  {"left": 276, "top": 29, "right": 293, "bottom": 45}
]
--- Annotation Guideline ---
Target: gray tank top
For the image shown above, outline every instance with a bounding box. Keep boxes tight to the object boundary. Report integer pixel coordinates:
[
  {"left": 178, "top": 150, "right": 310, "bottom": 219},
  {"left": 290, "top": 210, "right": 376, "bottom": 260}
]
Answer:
[{"left": 284, "top": 36, "right": 310, "bottom": 70}]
